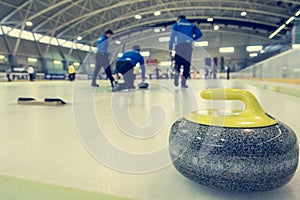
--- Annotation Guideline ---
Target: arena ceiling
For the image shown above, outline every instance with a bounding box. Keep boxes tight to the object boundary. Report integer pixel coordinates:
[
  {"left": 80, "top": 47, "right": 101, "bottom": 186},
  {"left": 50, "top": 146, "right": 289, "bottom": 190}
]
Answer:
[{"left": 0, "top": 0, "right": 300, "bottom": 68}]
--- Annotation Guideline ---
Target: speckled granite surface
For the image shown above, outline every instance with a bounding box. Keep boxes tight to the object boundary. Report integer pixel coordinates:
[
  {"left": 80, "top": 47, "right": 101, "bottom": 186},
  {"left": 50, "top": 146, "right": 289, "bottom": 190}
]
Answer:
[{"left": 169, "top": 118, "right": 299, "bottom": 192}]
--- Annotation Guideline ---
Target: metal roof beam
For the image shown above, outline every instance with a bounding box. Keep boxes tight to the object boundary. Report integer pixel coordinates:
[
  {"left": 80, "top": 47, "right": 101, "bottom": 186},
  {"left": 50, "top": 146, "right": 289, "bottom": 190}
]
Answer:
[
  {"left": 0, "top": 0, "right": 33, "bottom": 24},
  {"left": 52, "top": 0, "right": 148, "bottom": 36},
  {"left": 32, "top": 0, "right": 85, "bottom": 32}
]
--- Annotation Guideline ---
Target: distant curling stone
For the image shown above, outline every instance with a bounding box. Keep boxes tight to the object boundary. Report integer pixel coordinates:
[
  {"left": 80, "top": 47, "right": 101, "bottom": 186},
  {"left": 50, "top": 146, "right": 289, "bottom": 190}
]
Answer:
[
  {"left": 169, "top": 88, "right": 298, "bottom": 192},
  {"left": 18, "top": 97, "right": 66, "bottom": 106},
  {"left": 138, "top": 82, "right": 149, "bottom": 89}
]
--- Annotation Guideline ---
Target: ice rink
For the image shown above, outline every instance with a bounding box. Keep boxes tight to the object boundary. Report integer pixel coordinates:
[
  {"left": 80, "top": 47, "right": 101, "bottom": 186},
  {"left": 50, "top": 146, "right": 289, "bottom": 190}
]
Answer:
[{"left": 0, "top": 79, "right": 299, "bottom": 200}]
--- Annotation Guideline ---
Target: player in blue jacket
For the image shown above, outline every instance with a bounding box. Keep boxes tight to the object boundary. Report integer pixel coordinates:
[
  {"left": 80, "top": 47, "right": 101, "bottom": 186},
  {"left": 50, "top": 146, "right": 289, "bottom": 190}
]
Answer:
[
  {"left": 169, "top": 15, "right": 203, "bottom": 88},
  {"left": 114, "top": 45, "right": 145, "bottom": 91},
  {"left": 91, "top": 29, "right": 115, "bottom": 88}
]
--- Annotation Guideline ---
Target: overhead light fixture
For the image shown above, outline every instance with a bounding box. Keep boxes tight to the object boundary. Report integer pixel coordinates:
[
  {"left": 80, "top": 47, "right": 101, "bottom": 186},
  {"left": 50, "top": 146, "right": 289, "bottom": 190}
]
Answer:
[
  {"left": 292, "top": 44, "right": 300, "bottom": 49},
  {"left": 268, "top": 8, "right": 300, "bottom": 39},
  {"left": 286, "top": 16, "right": 295, "bottom": 25},
  {"left": 26, "top": 21, "right": 33, "bottom": 26},
  {"left": 27, "top": 57, "right": 38, "bottom": 62},
  {"left": 135, "top": 15, "right": 142, "bottom": 19},
  {"left": 115, "top": 40, "right": 121, "bottom": 45},
  {"left": 159, "top": 61, "right": 172, "bottom": 67},
  {"left": 154, "top": 11, "right": 161, "bottom": 16},
  {"left": 269, "top": 24, "right": 286, "bottom": 39},
  {"left": 240, "top": 11, "right": 247, "bottom": 16},
  {"left": 76, "top": 36, "right": 82, "bottom": 41},
  {"left": 214, "top": 25, "right": 220, "bottom": 31},
  {"left": 141, "top": 51, "right": 150, "bottom": 57},
  {"left": 260, "top": 50, "right": 265, "bottom": 53},
  {"left": 158, "top": 37, "right": 170, "bottom": 42},
  {"left": 154, "top": 28, "right": 160, "bottom": 33},
  {"left": 73, "top": 62, "right": 80, "bottom": 66},
  {"left": 90, "top": 64, "right": 95, "bottom": 68},
  {"left": 249, "top": 53, "right": 258, "bottom": 57},
  {"left": 219, "top": 47, "right": 234, "bottom": 53},
  {"left": 53, "top": 60, "right": 62, "bottom": 65},
  {"left": 246, "top": 45, "right": 263, "bottom": 52},
  {"left": 194, "top": 41, "right": 208, "bottom": 47},
  {"left": 207, "top": 17, "right": 214, "bottom": 22},
  {"left": 118, "top": 53, "right": 123, "bottom": 58},
  {"left": 0, "top": 55, "right": 5, "bottom": 59}
]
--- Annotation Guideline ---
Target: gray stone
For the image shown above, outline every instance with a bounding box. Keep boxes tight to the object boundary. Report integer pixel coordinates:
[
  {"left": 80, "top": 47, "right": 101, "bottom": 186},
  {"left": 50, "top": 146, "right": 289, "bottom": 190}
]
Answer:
[{"left": 169, "top": 118, "right": 298, "bottom": 192}]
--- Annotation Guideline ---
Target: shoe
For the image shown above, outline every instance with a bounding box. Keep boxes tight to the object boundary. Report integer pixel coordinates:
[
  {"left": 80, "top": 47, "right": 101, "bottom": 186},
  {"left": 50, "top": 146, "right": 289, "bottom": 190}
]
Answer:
[
  {"left": 181, "top": 79, "right": 188, "bottom": 88},
  {"left": 112, "top": 82, "right": 120, "bottom": 92},
  {"left": 181, "top": 85, "right": 188, "bottom": 88},
  {"left": 91, "top": 83, "right": 99, "bottom": 87},
  {"left": 174, "top": 73, "right": 179, "bottom": 87},
  {"left": 110, "top": 80, "right": 116, "bottom": 88}
]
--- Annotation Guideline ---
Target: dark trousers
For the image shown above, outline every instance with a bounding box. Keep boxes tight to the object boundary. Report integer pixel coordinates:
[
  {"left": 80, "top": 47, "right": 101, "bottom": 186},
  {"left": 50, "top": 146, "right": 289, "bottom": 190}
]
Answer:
[
  {"left": 6, "top": 74, "right": 11, "bottom": 82},
  {"left": 68, "top": 73, "right": 75, "bottom": 81},
  {"left": 174, "top": 43, "right": 193, "bottom": 84},
  {"left": 116, "top": 60, "right": 135, "bottom": 88},
  {"left": 92, "top": 53, "right": 114, "bottom": 84},
  {"left": 29, "top": 73, "right": 35, "bottom": 81}
]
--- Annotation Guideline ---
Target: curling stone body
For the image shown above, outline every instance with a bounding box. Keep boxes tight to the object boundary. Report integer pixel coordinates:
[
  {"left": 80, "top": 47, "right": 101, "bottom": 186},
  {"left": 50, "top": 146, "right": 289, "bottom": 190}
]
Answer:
[
  {"left": 138, "top": 82, "right": 149, "bottom": 89},
  {"left": 169, "top": 89, "right": 298, "bottom": 192}
]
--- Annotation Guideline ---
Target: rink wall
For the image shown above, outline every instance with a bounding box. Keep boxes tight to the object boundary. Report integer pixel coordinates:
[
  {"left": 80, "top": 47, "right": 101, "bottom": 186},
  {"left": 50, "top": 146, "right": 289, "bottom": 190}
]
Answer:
[{"left": 234, "top": 47, "right": 300, "bottom": 80}]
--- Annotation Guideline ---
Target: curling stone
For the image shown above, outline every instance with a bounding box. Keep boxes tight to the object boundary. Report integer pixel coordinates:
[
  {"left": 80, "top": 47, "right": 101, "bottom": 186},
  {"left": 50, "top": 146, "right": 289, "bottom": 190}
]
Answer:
[
  {"left": 169, "top": 88, "right": 298, "bottom": 192},
  {"left": 138, "top": 82, "right": 149, "bottom": 89}
]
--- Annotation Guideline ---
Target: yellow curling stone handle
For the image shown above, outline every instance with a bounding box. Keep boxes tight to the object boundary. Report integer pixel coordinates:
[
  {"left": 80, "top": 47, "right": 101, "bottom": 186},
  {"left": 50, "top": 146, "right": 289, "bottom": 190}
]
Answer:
[{"left": 185, "top": 88, "right": 278, "bottom": 127}]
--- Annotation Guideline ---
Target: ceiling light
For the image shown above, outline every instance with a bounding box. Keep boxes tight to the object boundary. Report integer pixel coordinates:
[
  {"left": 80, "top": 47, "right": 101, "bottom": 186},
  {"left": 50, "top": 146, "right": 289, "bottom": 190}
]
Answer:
[
  {"left": 293, "top": 68, "right": 300, "bottom": 72},
  {"left": 53, "top": 60, "right": 62, "bottom": 65},
  {"left": 219, "top": 47, "right": 234, "bottom": 53},
  {"left": 73, "top": 62, "right": 80, "bottom": 66},
  {"left": 286, "top": 16, "right": 295, "bottom": 25},
  {"left": 26, "top": 21, "right": 33, "bottom": 26},
  {"left": 241, "top": 11, "right": 247, "bottom": 16},
  {"left": 269, "top": 24, "right": 286, "bottom": 39},
  {"left": 194, "top": 41, "right": 208, "bottom": 47},
  {"left": 141, "top": 51, "right": 150, "bottom": 57},
  {"left": 158, "top": 37, "right": 170, "bottom": 42},
  {"left": 76, "top": 36, "right": 82, "bottom": 41},
  {"left": 135, "top": 15, "right": 142, "bottom": 19},
  {"left": 154, "top": 11, "right": 161, "bottom": 16},
  {"left": 292, "top": 44, "right": 300, "bottom": 49},
  {"left": 214, "top": 25, "right": 220, "bottom": 30},
  {"left": 295, "top": 9, "right": 300, "bottom": 16},
  {"left": 27, "top": 57, "right": 38, "bottom": 62},
  {"left": 115, "top": 40, "right": 121, "bottom": 45},
  {"left": 159, "top": 61, "right": 172, "bottom": 67},
  {"left": 249, "top": 53, "right": 258, "bottom": 57},
  {"left": 246, "top": 45, "right": 263, "bottom": 52},
  {"left": 207, "top": 17, "right": 214, "bottom": 22},
  {"left": 154, "top": 28, "right": 160, "bottom": 33},
  {"left": 0, "top": 55, "right": 5, "bottom": 60}
]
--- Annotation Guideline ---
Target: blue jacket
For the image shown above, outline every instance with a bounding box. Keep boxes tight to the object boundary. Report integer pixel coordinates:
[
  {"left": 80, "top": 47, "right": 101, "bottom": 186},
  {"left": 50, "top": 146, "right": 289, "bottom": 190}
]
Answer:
[
  {"left": 97, "top": 34, "right": 109, "bottom": 53},
  {"left": 169, "top": 19, "right": 203, "bottom": 51},
  {"left": 118, "top": 50, "right": 145, "bottom": 79}
]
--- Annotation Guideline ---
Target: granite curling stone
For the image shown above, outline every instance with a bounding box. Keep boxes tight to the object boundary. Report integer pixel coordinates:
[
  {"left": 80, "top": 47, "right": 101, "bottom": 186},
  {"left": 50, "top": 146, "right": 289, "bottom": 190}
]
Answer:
[
  {"left": 169, "top": 88, "right": 298, "bottom": 192},
  {"left": 138, "top": 82, "right": 149, "bottom": 89}
]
